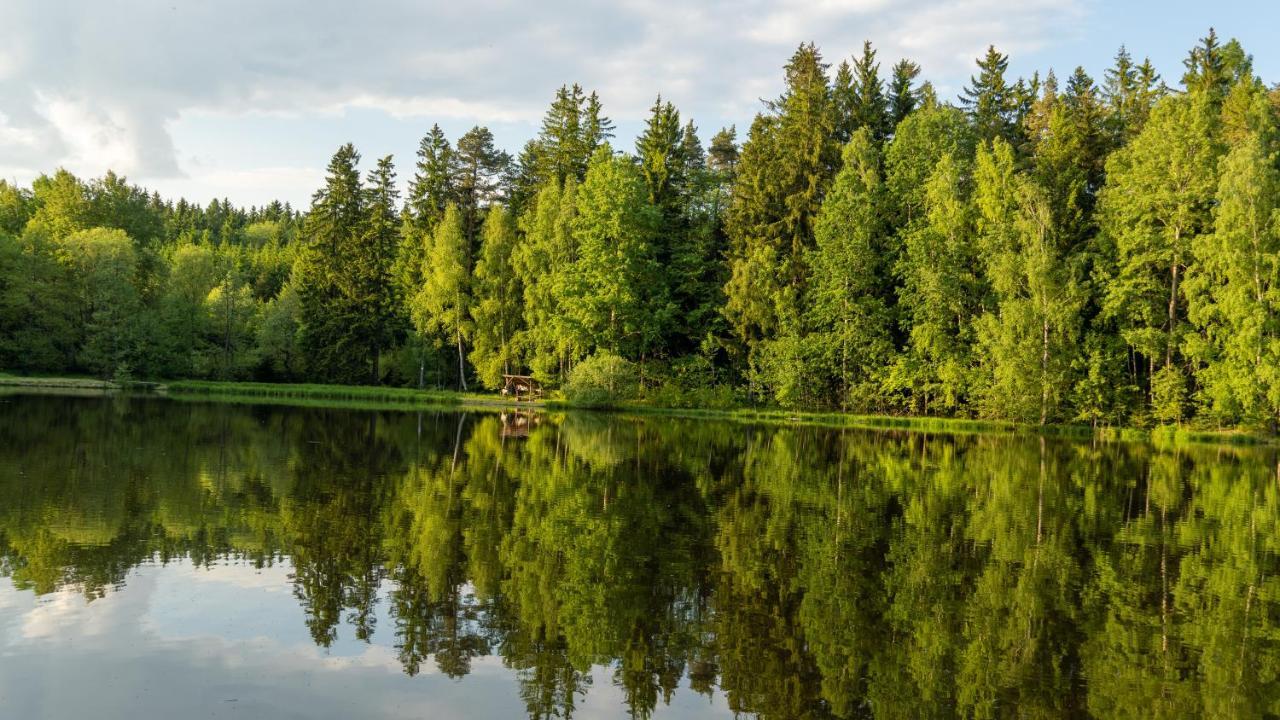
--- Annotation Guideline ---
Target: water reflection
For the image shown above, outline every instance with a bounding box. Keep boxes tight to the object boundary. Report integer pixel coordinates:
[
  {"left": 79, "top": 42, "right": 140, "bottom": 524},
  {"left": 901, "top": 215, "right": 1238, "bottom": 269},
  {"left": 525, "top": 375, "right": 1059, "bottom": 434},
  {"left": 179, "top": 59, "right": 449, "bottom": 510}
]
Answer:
[{"left": 1, "top": 393, "right": 1279, "bottom": 718}]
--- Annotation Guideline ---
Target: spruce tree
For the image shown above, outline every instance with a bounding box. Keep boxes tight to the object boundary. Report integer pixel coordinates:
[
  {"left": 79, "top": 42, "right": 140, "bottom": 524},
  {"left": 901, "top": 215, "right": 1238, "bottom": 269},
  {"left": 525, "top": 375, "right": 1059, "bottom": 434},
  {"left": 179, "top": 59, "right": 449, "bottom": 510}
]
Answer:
[
  {"left": 356, "top": 155, "right": 401, "bottom": 383},
  {"left": 889, "top": 59, "right": 922, "bottom": 131},
  {"left": 849, "top": 41, "right": 890, "bottom": 143},
  {"left": 724, "top": 43, "right": 838, "bottom": 347},
  {"left": 297, "top": 143, "right": 367, "bottom": 382},
  {"left": 962, "top": 46, "right": 1017, "bottom": 144}
]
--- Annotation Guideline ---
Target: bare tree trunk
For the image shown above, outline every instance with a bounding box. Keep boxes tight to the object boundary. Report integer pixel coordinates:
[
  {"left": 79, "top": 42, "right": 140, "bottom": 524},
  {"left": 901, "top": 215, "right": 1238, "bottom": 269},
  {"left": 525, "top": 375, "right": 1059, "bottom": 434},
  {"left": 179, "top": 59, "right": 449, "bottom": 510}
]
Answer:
[{"left": 456, "top": 330, "right": 468, "bottom": 392}]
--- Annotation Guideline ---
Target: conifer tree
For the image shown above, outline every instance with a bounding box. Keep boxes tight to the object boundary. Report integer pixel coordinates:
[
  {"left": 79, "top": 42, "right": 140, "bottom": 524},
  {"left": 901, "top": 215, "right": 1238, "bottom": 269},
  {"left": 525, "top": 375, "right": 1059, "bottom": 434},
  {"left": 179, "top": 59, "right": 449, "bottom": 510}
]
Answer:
[
  {"left": 297, "top": 143, "right": 367, "bottom": 382},
  {"left": 452, "top": 126, "right": 511, "bottom": 249},
  {"left": 889, "top": 59, "right": 922, "bottom": 131},
  {"left": 396, "top": 125, "right": 453, "bottom": 299},
  {"left": 832, "top": 61, "right": 856, "bottom": 144},
  {"left": 724, "top": 43, "right": 838, "bottom": 347},
  {"left": 849, "top": 41, "right": 890, "bottom": 143},
  {"left": 962, "top": 46, "right": 1017, "bottom": 144},
  {"left": 355, "top": 155, "right": 401, "bottom": 383}
]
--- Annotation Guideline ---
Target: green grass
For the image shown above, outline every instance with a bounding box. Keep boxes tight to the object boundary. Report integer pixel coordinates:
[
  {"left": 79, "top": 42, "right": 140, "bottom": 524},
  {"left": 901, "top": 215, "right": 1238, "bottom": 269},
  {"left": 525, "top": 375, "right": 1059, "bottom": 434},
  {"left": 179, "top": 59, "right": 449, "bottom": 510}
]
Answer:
[
  {"left": 0, "top": 374, "right": 119, "bottom": 390},
  {"left": 3, "top": 373, "right": 1277, "bottom": 447},
  {"left": 163, "top": 379, "right": 539, "bottom": 411}
]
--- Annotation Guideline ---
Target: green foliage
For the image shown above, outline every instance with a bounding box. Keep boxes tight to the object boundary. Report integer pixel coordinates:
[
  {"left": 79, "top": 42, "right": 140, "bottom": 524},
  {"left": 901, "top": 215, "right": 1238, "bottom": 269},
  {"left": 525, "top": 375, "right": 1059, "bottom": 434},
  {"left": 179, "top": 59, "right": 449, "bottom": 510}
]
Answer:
[
  {"left": 562, "top": 352, "right": 638, "bottom": 408},
  {"left": 566, "top": 145, "right": 668, "bottom": 358},
  {"left": 1150, "top": 363, "right": 1188, "bottom": 425},
  {"left": 468, "top": 206, "right": 522, "bottom": 389},
  {"left": 414, "top": 204, "right": 472, "bottom": 390}
]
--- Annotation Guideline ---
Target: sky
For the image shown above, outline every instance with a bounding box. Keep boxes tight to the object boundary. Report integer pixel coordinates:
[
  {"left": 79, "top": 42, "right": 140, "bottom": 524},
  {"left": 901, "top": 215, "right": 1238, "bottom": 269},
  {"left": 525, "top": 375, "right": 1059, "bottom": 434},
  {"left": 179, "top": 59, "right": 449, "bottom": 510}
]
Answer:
[{"left": 1, "top": 0, "right": 1276, "bottom": 209}]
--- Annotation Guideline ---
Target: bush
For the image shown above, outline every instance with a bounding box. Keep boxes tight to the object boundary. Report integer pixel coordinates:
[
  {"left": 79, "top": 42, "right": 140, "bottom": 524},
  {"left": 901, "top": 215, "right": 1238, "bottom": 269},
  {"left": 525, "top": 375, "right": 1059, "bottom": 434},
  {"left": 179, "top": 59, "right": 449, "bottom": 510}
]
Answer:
[{"left": 563, "top": 353, "right": 638, "bottom": 408}]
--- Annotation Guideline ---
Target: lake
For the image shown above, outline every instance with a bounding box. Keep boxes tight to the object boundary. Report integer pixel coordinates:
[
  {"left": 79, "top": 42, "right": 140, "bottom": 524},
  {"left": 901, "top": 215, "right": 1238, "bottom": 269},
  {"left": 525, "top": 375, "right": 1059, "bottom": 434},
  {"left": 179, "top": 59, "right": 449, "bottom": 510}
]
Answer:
[{"left": 0, "top": 391, "right": 1276, "bottom": 719}]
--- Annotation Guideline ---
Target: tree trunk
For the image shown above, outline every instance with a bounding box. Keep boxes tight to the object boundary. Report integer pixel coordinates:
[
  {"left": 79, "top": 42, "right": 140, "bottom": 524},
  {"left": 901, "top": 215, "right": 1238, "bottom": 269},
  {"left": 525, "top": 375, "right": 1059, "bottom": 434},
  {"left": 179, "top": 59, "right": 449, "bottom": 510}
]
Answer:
[
  {"left": 456, "top": 331, "right": 468, "bottom": 392},
  {"left": 1167, "top": 260, "right": 1180, "bottom": 368},
  {"left": 1041, "top": 316, "right": 1050, "bottom": 426}
]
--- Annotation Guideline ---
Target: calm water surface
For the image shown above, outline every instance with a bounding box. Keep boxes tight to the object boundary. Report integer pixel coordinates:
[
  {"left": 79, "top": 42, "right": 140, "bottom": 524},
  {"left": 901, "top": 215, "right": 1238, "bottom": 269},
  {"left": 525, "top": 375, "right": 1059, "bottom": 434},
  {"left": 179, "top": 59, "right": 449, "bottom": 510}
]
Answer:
[{"left": 1, "top": 391, "right": 1278, "bottom": 719}]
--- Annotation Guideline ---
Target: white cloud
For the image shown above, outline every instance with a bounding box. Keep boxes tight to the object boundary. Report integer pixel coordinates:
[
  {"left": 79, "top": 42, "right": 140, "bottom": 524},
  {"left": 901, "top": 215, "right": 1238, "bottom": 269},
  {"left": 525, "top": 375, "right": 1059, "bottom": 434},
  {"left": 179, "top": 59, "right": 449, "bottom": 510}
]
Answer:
[{"left": 0, "top": 0, "right": 1089, "bottom": 204}]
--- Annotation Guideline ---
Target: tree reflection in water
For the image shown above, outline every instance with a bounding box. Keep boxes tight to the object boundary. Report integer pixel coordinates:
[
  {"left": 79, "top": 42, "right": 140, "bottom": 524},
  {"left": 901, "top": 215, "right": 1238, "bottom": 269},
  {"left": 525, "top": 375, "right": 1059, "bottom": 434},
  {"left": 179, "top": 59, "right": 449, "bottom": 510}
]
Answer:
[{"left": 1, "top": 392, "right": 1279, "bottom": 719}]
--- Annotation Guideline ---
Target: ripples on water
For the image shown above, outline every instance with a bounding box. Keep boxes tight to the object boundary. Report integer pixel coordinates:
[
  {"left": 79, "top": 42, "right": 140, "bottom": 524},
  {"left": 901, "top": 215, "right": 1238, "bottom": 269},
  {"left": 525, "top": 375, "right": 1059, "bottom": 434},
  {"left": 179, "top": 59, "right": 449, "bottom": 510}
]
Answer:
[{"left": 1, "top": 392, "right": 1277, "bottom": 719}]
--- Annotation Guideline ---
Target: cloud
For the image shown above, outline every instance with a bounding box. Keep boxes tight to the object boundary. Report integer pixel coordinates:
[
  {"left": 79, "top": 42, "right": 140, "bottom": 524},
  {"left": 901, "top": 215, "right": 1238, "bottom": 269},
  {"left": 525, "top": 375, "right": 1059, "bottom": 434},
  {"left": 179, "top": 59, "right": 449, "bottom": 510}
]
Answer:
[{"left": 0, "top": 0, "right": 1088, "bottom": 202}]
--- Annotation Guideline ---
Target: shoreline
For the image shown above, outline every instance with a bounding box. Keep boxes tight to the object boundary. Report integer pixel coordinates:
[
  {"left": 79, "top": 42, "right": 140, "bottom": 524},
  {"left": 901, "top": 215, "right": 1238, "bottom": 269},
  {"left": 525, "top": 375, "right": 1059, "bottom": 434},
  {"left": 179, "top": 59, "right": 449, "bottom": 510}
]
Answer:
[{"left": 0, "top": 374, "right": 1270, "bottom": 447}]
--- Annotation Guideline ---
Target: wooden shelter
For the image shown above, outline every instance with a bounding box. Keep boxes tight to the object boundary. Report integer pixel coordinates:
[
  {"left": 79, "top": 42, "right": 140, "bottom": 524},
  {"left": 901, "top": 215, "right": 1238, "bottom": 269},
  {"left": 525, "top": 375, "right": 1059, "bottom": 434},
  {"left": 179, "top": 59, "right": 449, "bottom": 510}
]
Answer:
[{"left": 501, "top": 374, "right": 543, "bottom": 402}]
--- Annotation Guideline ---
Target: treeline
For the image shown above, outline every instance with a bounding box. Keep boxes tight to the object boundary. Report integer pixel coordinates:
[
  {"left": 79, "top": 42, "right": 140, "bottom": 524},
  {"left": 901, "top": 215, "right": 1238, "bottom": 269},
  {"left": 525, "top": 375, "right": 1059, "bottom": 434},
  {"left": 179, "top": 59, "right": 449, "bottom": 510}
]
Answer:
[{"left": 3, "top": 30, "right": 1280, "bottom": 428}]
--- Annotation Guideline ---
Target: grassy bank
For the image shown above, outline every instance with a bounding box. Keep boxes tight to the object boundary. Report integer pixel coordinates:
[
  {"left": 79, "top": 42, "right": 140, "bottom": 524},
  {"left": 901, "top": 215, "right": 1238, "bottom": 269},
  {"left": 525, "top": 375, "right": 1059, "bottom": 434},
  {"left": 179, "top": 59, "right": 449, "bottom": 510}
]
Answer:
[{"left": 1, "top": 373, "right": 1273, "bottom": 446}]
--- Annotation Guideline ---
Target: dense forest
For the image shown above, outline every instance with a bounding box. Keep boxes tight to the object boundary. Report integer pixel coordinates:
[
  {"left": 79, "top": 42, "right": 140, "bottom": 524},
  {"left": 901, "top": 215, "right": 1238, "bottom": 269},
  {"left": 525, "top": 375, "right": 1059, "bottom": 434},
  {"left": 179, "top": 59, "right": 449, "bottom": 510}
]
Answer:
[{"left": 2, "top": 30, "right": 1278, "bottom": 428}]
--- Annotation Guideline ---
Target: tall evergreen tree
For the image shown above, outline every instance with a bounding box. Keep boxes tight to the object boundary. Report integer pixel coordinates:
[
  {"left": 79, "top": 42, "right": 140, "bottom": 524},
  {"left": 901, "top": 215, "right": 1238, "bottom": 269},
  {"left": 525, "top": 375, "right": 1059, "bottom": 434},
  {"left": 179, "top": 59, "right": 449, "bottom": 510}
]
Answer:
[
  {"left": 849, "top": 40, "right": 890, "bottom": 143},
  {"left": 452, "top": 126, "right": 511, "bottom": 249},
  {"left": 297, "top": 143, "right": 368, "bottom": 382},
  {"left": 961, "top": 46, "right": 1017, "bottom": 144},
  {"left": 356, "top": 155, "right": 402, "bottom": 383},
  {"left": 724, "top": 43, "right": 838, "bottom": 348},
  {"left": 889, "top": 59, "right": 923, "bottom": 131}
]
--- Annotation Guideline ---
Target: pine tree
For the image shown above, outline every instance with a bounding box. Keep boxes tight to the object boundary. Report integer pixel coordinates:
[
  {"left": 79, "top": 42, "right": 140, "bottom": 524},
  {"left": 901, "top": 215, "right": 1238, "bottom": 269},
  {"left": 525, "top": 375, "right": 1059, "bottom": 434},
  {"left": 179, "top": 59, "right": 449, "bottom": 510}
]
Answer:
[{"left": 452, "top": 126, "right": 511, "bottom": 250}]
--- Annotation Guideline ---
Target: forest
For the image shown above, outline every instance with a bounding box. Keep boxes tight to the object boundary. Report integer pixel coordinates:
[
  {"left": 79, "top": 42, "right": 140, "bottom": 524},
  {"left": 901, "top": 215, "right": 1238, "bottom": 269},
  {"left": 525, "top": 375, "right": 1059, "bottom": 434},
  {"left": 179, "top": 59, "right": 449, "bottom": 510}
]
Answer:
[{"left": 2, "top": 29, "right": 1278, "bottom": 428}]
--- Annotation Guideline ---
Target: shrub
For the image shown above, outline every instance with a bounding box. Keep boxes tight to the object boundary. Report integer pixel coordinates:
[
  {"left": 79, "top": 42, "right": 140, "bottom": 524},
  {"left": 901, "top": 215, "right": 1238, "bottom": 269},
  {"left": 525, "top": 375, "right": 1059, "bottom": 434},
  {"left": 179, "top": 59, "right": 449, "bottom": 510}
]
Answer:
[{"left": 563, "top": 353, "right": 638, "bottom": 408}]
